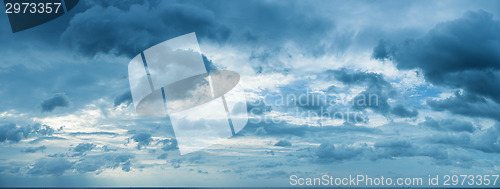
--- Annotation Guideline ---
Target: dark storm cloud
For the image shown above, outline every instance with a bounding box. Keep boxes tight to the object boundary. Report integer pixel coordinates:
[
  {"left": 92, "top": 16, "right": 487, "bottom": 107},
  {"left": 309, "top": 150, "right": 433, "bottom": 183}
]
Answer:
[
  {"left": 427, "top": 91, "right": 500, "bottom": 121},
  {"left": 374, "top": 10, "right": 500, "bottom": 120},
  {"left": 20, "top": 145, "right": 47, "bottom": 153},
  {"left": 371, "top": 39, "right": 391, "bottom": 60},
  {"left": 40, "top": 94, "right": 70, "bottom": 112},
  {"left": 210, "top": 0, "right": 336, "bottom": 56},
  {"left": 419, "top": 117, "right": 475, "bottom": 133},
  {"left": 61, "top": 0, "right": 335, "bottom": 58},
  {"left": 378, "top": 10, "right": 500, "bottom": 80},
  {"left": 61, "top": 1, "right": 230, "bottom": 57},
  {"left": 113, "top": 90, "right": 132, "bottom": 107},
  {"left": 83, "top": 0, "right": 147, "bottom": 9},
  {"left": 0, "top": 123, "right": 55, "bottom": 143}
]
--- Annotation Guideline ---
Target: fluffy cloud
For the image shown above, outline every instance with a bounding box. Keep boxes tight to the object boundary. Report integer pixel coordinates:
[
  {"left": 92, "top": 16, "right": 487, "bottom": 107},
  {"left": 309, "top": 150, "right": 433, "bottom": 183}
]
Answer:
[
  {"left": 157, "top": 138, "right": 178, "bottom": 152},
  {"left": 0, "top": 123, "right": 54, "bottom": 143},
  {"left": 0, "top": 124, "right": 30, "bottom": 143},
  {"left": 130, "top": 133, "right": 152, "bottom": 150},
  {"left": 71, "top": 143, "right": 96, "bottom": 156},
  {"left": 314, "top": 143, "right": 364, "bottom": 163},
  {"left": 73, "top": 153, "right": 135, "bottom": 174},
  {"left": 26, "top": 153, "right": 136, "bottom": 176}
]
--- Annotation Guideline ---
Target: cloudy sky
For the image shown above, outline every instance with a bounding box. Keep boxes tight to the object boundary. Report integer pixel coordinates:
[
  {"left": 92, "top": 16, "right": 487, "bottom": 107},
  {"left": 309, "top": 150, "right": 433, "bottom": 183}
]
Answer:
[{"left": 0, "top": 0, "right": 499, "bottom": 187}]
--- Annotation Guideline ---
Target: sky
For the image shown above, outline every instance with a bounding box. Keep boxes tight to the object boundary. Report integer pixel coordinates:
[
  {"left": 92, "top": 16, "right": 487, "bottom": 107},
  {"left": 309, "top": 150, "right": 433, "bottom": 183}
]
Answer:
[{"left": 0, "top": 0, "right": 500, "bottom": 187}]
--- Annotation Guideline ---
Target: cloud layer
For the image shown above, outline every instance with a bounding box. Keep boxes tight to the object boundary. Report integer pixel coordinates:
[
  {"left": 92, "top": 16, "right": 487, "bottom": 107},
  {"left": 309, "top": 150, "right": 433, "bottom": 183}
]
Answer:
[{"left": 0, "top": 0, "right": 499, "bottom": 187}]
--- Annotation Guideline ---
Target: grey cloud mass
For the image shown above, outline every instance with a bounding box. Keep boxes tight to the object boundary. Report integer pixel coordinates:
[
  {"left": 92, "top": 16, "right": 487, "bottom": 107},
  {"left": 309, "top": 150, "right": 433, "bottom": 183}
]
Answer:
[
  {"left": 27, "top": 158, "right": 75, "bottom": 176},
  {"left": 41, "top": 94, "right": 70, "bottom": 112},
  {"left": 61, "top": 1, "right": 231, "bottom": 57},
  {"left": 420, "top": 117, "right": 475, "bottom": 133},
  {"left": 273, "top": 140, "right": 292, "bottom": 147},
  {"left": 72, "top": 143, "right": 96, "bottom": 153},
  {"left": 131, "top": 133, "right": 153, "bottom": 150},
  {"left": 20, "top": 145, "right": 47, "bottom": 153},
  {"left": 374, "top": 10, "right": 500, "bottom": 121},
  {"left": 0, "top": 123, "right": 55, "bottom": 143}
]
